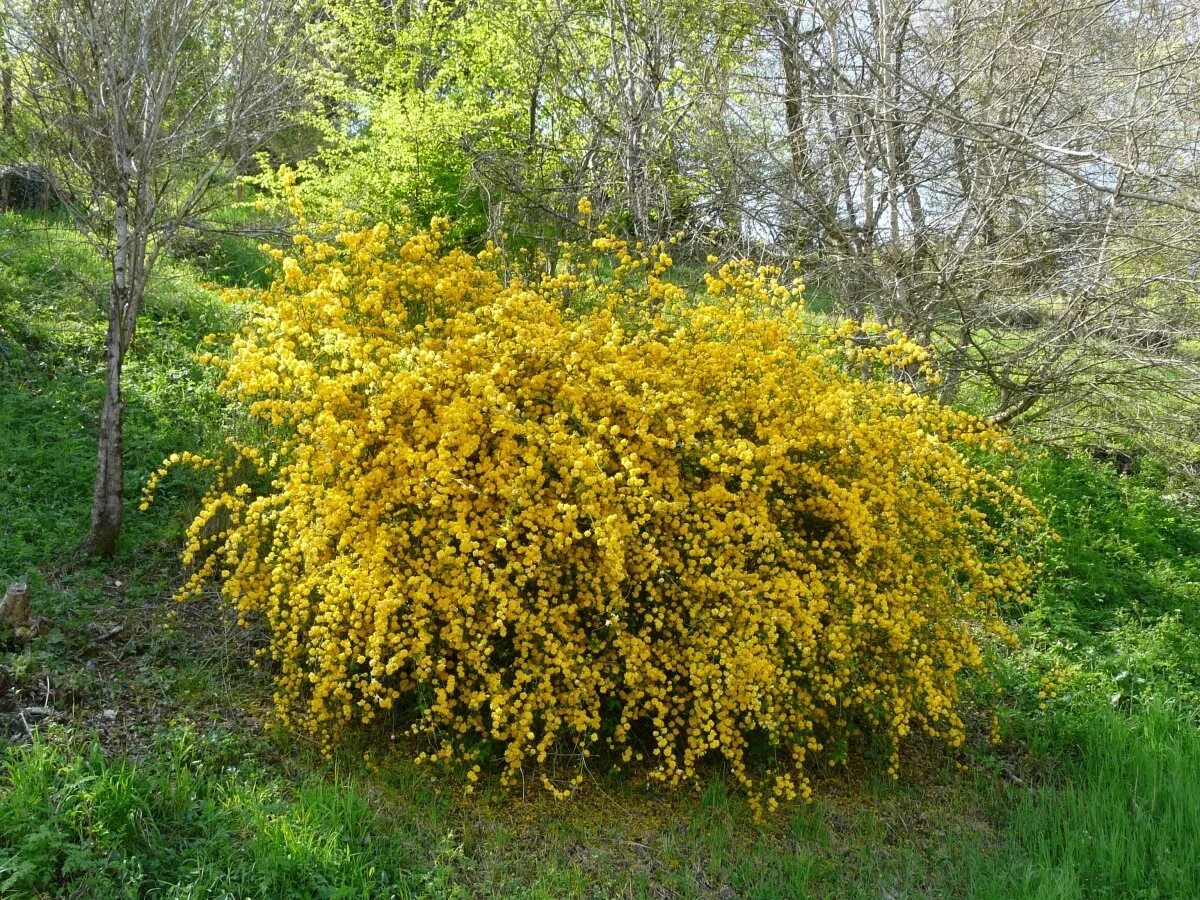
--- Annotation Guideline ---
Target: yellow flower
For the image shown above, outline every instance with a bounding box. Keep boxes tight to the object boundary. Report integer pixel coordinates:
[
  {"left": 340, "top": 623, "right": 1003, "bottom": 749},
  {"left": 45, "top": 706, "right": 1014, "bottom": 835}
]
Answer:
[{"left": 167, "top": 214, "right": 1040, "bottom": 813}]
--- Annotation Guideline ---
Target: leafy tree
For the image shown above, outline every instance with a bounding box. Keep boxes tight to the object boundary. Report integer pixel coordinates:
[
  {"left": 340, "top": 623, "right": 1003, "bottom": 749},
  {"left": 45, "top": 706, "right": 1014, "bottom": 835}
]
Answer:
[{"left": 309, "top": 0, "right": 757, "bottom": 247}]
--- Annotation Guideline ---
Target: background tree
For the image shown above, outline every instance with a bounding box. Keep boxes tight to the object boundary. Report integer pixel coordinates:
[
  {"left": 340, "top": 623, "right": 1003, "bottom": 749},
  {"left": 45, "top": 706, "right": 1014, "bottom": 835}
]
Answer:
[
  {"left": 750, "top": 0, "right": 1200, "bottom": 455},
  {"left": 301, "top": 0, "right": 757, "bottom": 249},
  {"left": 255, "top": 0, "right": 1200, "bottom": 474},
  {"left": 1, "top": 0, "right": 314, "bottom": 555}
]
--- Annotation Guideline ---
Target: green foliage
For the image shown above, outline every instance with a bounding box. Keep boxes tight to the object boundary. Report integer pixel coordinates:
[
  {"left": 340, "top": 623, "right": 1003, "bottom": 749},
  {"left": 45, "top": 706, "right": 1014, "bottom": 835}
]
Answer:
[
  {"left": 0, "top": 729, "right": 450, "bottom": 898},
  {"left": 295, "top": 94, "right": 492, "bottom": 245},
  {"left": 970, "top": 701, "right": 1200, "bottom": 898},
  {"left": 950, "top": 450, "right": 1200, "bottom": 896},
  {"left": 282, "top": 0, "right": 531, "bottom": 245},
  {"left": 1008, "top": 450, "right": 1200, "bottom": 714},
  {"left": 5, "top": 708, "right": 1199, "bottom": 898},
  {"left": 303, "top": 0, "right": 762, "bottom": 247},
  {"left": 171, "top": 201, "right": 278, "bottom": 290}
]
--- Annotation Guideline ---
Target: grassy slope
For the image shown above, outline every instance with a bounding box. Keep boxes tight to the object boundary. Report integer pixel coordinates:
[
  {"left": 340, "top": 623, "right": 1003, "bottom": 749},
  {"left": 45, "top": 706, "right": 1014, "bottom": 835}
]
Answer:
[{"left": 0, "top": 211, "right": 1198, "bottom": 897}]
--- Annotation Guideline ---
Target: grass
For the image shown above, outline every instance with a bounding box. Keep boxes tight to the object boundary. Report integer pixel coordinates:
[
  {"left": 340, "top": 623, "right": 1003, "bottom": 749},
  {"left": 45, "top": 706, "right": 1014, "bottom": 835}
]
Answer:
[
  {"left": 1008, "top": 451, "right": 1200, "bottom": 719},
  {"left": 0, "top": 212, "right": 234, "bottom": 575},
  {"left": 0, "top": 729, "right": 447, "bottom": 898},
  {"left": 984, "top": 701, "right": 1200, "bottom": 898},
  {"left": 1, "top": 208, "right": 1199, "bottom": 897}
]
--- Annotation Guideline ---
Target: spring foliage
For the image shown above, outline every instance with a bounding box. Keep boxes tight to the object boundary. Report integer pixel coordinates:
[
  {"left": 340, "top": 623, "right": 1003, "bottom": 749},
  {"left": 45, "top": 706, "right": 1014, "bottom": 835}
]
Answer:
[{"left": 152, "top": 211, "right": 1037, "bottom": 808}]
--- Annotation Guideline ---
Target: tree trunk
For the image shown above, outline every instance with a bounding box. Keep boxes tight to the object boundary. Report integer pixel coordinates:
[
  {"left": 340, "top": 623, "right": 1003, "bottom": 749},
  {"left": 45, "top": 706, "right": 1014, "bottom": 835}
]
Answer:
[
  {"left": 0, "top": 39, "right": 13, "bottom": 210},
  {"left": 85, "top": 306, "right": 128, "bottom": 556},
  {"left": 86, "top": 190, "right": 141, "bottom": 557},
  {"left": 612, "top": 0, "right": 652, "bottom": 243}
]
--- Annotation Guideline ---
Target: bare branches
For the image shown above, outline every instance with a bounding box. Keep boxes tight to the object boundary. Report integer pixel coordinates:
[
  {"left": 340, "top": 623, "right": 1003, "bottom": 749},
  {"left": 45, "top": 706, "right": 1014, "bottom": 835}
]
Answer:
[{"left": 730, "top": 0, "right": 1200, "bottom": 461}]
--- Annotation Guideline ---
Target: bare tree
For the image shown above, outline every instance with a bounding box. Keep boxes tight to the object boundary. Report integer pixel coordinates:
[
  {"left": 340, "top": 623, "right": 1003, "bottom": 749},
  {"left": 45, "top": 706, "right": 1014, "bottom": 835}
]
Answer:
[
  {"left": 747, "top": 0, "right": 1200, "bottom": 455},
  {"left": 3, "top": 0, "right": 312, "bottom": 555}
]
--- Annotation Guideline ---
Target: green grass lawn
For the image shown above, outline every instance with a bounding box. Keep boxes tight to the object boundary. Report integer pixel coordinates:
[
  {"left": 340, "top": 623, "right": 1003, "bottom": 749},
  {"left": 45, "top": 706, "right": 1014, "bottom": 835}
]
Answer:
[{"left": 1, "top": 210, "right": 1199, "bottom": 898}]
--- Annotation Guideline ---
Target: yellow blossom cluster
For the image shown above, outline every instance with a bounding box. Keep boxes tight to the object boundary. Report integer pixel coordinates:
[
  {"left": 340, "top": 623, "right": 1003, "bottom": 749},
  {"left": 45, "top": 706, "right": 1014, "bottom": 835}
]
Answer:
[
  {"left": 1038, "top": 669, "right": 1067, "bottom": 710},
  {"left": 164, "top": 216, "right": 1038, "bottom": 809},
  {"left": 576, "top": 196, "right": 593, "bottom": 221}
]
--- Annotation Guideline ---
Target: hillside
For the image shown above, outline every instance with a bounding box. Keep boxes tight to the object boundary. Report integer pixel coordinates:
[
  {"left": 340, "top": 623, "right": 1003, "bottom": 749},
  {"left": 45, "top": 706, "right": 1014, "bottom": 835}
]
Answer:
[{"left": 1, "top": 211, "right": 1198, "bottom": 897}]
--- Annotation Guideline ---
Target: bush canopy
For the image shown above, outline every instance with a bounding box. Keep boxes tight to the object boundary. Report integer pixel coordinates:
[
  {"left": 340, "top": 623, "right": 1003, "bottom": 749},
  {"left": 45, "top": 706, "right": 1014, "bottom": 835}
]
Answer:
[{"left": 152, "top": 215, "right": 1038, "bottom": 809}]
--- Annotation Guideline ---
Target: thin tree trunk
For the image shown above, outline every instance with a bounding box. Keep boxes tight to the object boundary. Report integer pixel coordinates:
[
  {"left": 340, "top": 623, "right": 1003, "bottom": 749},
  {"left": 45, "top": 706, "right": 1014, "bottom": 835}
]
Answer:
[
  {"left": 612, "top": 0, "right": 651, "bottom": 242},
  {"left": 86, "top": 192, "right": 140, "bottom": 556},
  {"left": 86, "top": 307, "right": 127, "bottom": 556},
  {"left": 0, "top": 38, "right": 13, "bottom": 210}
]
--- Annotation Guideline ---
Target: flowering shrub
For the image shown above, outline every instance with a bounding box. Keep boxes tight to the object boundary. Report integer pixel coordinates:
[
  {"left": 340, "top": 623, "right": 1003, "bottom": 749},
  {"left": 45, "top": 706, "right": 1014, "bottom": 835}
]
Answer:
[{"left": 153, "top": 216, "right": 1037, "bottom": 809}]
